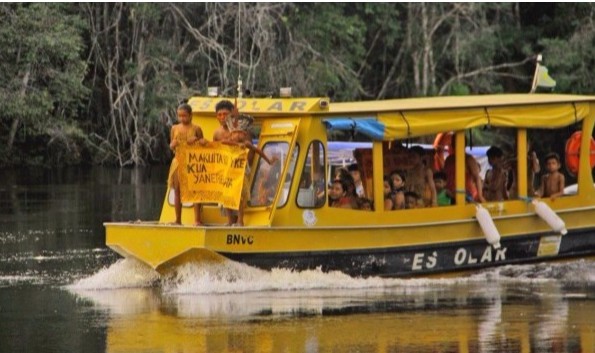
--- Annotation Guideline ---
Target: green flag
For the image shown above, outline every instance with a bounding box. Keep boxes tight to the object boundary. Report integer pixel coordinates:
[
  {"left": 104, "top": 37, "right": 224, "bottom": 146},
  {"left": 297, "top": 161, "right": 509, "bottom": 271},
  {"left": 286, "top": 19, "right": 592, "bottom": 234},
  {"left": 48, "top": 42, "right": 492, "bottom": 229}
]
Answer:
[{"left": 536, "top": 65, "right": 556, "bottom": 88}]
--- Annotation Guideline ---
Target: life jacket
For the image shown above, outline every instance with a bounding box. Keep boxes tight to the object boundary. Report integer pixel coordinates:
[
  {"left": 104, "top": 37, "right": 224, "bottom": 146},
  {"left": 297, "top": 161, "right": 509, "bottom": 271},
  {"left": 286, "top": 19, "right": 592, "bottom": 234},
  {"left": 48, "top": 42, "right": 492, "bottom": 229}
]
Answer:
[
  {"left": 564, "top": 131, "right": 595, "bottom": 177},
  {"left": 433, "top": 132, "right": 453, "bottom": 171}
]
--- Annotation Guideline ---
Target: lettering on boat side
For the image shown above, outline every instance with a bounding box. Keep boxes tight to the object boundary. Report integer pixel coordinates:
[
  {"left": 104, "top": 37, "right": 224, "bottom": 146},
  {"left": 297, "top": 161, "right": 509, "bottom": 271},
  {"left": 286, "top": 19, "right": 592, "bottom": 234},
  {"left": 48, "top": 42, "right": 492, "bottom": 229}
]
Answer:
[
  {"left": 193, "top": 99, "right": 309, "bottom": 112},
  {"left": 412, "top": 251, "right": 438, "bottom": 270},
  {"left": 226, "top": 234, "right": 254, "bottom": 245},
  {"left": 411, "top": 245, "right": 507, "bottom": 271}
]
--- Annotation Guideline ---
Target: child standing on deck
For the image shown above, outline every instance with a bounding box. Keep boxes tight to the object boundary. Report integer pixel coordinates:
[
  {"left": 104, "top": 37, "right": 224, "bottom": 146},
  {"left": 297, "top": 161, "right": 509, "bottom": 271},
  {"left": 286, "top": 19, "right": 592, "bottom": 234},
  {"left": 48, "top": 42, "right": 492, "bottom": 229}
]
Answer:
[
  {"left": 220, "top": 112, "right": 278, "bottom": 226},
  {"left": 168, "top": 103, "right": 206, "bottom": 225},
  {"left": 483, "top": 146, "right": 509, "bottom": 202},
  {"left": 536, "top": 153, "right": 565, "bottom": 200},
  {"left": 407, "top": 146, "right": 437, "bottom": 207},
  {"left": 213, "top": 100, "right": 239, "bottom": 224},
  {"left": 213, "top": 100, "right": 235, "bottom": 143}
]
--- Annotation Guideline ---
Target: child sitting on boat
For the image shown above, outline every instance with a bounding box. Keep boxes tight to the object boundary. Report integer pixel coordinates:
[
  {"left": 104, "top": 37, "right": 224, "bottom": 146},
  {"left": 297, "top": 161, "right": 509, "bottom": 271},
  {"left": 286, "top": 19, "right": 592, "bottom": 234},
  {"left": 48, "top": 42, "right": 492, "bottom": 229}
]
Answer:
[
  {"left": 433, "top": 171, "right": 452, "bottom": 206},
  {"left": 404, "top": 191, "right": 422, "bottom": 209},
  {"left": 389, "top": 170, "right": 406, "bottom": 209},
  {"left": 536, "top": 153, "right": 565, "bottom": 200},
  {"left": 383, "top": 176, "right": 395, "bottom": 210},
  {"left": 357, "top": 197, "right": 373, "bottom": 211},
  {"left": 329, "top": 179, "right": 356, "bottom": 209},
  {"left": 406, "top": 146, "right": 437, "bottom": 207},
  {"left": 335, "top": 167, "right": 359, "bottom": 201},
  {"left": 348, "top": 163, "right": 365, "bottom": 197}
]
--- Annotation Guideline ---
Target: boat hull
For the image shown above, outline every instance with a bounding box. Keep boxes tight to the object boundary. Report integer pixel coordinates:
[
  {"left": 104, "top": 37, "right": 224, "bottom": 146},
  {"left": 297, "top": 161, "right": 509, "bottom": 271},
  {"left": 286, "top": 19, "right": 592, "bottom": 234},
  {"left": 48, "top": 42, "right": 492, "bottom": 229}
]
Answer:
[{"left": 105, "top": 222, "right": 595, "bottom": 278}]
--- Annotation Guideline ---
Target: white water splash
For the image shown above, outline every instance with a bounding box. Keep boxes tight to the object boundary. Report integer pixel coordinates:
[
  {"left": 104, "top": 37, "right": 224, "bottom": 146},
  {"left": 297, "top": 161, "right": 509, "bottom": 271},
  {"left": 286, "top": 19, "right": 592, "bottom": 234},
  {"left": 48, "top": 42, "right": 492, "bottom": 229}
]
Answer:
[
  {"left": 66, "top": 258, "right": 595, "bottom": 320},
  {"left": 161, "top": 261, "right": 411, "bottom": 295},
  {"left": 67, "top": 257, "right": 595, "bottom": 294},
  {"left": 69, "top": 258, "right": 160, "bottom": 290}
]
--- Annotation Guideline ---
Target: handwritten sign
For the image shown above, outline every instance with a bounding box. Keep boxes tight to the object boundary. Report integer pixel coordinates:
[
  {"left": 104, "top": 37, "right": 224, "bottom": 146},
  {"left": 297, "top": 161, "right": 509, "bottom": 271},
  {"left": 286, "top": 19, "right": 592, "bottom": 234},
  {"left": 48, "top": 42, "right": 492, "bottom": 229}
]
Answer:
[{"left": 176, "top": 143, "right": 248, "bottom": 210}]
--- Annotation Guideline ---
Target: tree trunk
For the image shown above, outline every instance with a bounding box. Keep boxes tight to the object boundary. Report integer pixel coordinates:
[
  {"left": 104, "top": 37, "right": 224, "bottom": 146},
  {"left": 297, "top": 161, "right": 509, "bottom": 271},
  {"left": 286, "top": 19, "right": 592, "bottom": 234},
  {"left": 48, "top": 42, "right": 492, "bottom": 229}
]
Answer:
[{"left": 7, "top": 68, "right": 31, "bottom": 152}]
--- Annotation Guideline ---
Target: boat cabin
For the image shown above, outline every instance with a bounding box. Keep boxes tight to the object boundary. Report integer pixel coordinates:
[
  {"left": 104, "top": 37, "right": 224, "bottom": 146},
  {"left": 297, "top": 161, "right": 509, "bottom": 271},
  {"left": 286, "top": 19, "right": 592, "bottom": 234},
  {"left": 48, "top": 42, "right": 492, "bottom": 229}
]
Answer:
[{"left": 163, "top": 94, "right": 595, "bottom": 228}]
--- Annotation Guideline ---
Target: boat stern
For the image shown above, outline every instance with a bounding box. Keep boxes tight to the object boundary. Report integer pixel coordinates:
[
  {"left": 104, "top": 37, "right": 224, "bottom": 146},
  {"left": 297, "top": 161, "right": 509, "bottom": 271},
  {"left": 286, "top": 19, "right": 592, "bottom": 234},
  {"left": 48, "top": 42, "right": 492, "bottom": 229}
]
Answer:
[{"left": 104, "top": 222, "right": 227, "bottom": 273}]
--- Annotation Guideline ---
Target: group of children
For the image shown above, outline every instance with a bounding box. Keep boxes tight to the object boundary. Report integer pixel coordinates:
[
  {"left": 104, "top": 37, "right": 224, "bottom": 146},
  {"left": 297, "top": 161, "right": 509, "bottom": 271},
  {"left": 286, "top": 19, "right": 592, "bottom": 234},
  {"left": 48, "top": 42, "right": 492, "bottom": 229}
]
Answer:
[
  {"left": 383, "top": 167, "right": 450, "bottom": 211},
  {"left": 328, "top": 165, "right": 373, "bottom": 210},
  {"left": 169, "top": 99, "right": 569, "bottom": 223},
  {"left": 483, "top": 145, "right": 565, "bottom": 202},
  {"left": 381, "top": 142, "right": 566, "bottom": 211},
  {"left": 168, "top": 100, "right": 277, "bottom": 227}
]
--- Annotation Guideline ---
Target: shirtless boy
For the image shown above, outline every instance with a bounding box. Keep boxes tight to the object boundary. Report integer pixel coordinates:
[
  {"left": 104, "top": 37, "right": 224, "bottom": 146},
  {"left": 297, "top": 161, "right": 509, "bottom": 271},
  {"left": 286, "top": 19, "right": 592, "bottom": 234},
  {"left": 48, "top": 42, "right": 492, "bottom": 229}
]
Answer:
[
  {"left": 483, "top": 146, "right": 508, "bottom": 201},
  {"left": 169, "top": 103, "right": 205, "bottom": 225},
  {"left": 213, "top": 100, "right": 277, "bottom": 225},
  {"left": 222, "top": 118, "right": 278, "bottom": 226},
  {"left": 213, "top": 100, "right": 235, "bottom": 143},
  {"left": 537, "top": 153, "right": 565, "bottom": 199}
]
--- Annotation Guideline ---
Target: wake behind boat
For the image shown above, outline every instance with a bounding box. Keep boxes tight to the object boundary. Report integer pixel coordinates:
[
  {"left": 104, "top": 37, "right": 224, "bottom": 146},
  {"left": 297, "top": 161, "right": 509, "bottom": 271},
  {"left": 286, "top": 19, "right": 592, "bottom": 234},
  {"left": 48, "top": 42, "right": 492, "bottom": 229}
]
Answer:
[{"left": 105, "top": 92, "right": 595, "bottom": 277}]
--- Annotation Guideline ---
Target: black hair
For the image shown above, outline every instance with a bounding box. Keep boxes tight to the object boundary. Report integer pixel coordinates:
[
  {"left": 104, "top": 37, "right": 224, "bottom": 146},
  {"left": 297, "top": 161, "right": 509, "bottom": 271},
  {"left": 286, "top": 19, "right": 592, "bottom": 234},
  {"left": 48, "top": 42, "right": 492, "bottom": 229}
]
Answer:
[
  {"left": 545, "top": 152, "right": 560, "bottom": 163},
  {"left": 486, "top": 146, "right": 504, "bottom": 159},
  {"left": 433, "top": 171, "right": 447, "bottom": 181},
  {"left": 335, "top": 170, "right": 357, "bottom": 197},
  {"left": 215, "top": 100, "right": 234, "bottom": 113},
  {"left": 348, "top": 163, "right": 359, "bottom": 172},
  {"left": 389, "top": 170, "right": 406, "bottom": 190},
  {"left": 332, "top": 178, "right": 350, "bottom": 194},
  {"left": 357, "top": 197, "right": 373, "bottom": 210},
  {"left": 177, "top": 103, "right": 192, "bottom": 115},
  {"left": 409, "top": 145, "right": 425, "bottom": 156}
]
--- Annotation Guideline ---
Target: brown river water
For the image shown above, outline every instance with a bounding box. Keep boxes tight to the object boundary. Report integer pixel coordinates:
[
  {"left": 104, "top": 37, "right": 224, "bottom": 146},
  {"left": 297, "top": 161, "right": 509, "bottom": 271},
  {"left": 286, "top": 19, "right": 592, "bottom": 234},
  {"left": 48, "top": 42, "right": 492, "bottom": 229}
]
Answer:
[{"left": 0, "top": 167, "right": 593, "bottom": 353}]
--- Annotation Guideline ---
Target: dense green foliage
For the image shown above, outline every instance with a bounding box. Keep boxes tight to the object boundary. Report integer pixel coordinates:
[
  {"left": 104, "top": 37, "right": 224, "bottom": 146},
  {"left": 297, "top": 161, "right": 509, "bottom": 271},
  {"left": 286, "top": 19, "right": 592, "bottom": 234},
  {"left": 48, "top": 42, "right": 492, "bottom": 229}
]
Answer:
[{"left": 1, "top": 3, "right": 595, "bottom": 166}]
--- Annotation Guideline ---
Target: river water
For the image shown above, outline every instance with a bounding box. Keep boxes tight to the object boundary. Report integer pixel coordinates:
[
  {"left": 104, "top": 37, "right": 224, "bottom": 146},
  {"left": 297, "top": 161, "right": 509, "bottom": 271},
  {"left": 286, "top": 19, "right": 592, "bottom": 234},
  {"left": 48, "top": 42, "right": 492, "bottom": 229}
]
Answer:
[{"left": 0, "top": 167, "right": 593, "bottom": 353}]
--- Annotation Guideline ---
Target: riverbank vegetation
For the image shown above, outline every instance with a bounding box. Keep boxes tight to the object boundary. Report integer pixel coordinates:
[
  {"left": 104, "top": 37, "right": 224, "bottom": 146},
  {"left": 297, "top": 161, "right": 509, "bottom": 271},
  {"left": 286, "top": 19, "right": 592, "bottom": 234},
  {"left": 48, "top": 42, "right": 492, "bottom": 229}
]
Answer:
[{"left": 1, "top": 3, "right": 595, "bottom": 167}]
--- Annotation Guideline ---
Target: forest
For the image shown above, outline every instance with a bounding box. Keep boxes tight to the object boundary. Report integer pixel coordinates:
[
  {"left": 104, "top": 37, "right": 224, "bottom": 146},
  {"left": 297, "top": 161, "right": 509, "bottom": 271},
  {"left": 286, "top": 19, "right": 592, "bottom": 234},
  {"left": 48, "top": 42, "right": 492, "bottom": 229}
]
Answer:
[{"left": 1, "top": 3, "right": 595, "bottom": 167}]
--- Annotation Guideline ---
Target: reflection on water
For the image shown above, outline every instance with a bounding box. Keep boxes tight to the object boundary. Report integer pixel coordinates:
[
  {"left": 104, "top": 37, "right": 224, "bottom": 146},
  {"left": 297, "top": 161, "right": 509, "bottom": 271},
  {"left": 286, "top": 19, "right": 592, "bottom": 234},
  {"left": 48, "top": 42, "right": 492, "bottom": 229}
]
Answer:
[
  {"left": 68, "top": 259, "right": 595, "bottom": 353},
  {"left": 0, "top": 167, "right": 593, "bottom": 353},
  {"left": 0, "top": 167, "right": 167, "bottom": 286}
]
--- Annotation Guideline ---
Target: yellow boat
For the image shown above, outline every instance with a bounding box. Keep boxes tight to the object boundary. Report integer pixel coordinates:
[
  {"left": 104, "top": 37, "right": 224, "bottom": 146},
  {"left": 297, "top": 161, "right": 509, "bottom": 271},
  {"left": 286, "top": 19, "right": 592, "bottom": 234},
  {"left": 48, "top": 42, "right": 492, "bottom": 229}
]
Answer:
[{"left": 105, "top": 93, "right": 595, "bottom": 277}]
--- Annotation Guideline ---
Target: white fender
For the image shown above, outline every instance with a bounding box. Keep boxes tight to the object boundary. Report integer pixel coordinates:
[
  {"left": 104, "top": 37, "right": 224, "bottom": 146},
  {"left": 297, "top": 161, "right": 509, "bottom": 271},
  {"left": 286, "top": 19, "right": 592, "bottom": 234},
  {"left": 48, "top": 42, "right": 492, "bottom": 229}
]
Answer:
[
  {"left": 532, "top": 200, "right": 567, "bottom": 235},
  {"left": 476, "top": 205, "right": 501, "bottom": 249}
]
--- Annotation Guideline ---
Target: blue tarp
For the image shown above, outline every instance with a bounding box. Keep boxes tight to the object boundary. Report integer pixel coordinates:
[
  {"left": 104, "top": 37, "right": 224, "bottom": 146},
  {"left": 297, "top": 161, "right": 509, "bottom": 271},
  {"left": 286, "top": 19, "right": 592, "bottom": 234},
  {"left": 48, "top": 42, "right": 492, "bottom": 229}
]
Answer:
[{"left": 323, "top": 118, "right": 385, "bottom": 140}]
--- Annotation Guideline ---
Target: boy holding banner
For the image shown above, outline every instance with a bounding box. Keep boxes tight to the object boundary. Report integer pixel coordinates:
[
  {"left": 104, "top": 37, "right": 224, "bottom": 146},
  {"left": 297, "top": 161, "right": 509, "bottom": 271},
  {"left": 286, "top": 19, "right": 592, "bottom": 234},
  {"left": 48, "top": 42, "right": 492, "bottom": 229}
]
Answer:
[
  {"left": 223, "top": 117, "right": 278, "bottom": 226},
  {"left": 213, "top": 100, "right": 239, "bottom": 225},
  {"left": 168, "top": 103, "right": 206, "bottom": 225},
  {"left": 214, "top": 99, "right": 278, "bottom": 226}
]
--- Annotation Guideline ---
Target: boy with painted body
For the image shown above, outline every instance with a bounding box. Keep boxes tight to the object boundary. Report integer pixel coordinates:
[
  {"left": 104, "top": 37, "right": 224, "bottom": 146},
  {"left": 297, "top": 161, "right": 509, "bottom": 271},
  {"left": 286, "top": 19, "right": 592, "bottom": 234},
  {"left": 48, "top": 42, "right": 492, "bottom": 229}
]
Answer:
[
  {"left": 168, "top": 103, "right": 206, "bottom": 225},
  {"left": 537, "top": 153, "right": 565, "bottom": 199}
]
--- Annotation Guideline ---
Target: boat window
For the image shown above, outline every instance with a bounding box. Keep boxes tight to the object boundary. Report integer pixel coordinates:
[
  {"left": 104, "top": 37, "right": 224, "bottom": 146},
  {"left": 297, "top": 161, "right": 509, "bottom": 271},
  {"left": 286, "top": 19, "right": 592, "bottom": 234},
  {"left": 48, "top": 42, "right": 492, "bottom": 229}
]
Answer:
[
  {"left": 382, "top": 136, "right": 444, "bottom": 210},
  {"left": 326, "top": 127, "right": 374, "bottom": 210},
  {"left": 297, "top": 141, "right": 326, "bottom": 208},
  {"left": 472, "top": 127, "right": 517, "bottom": 202},
  {"left": 249, "top": 141, "right": 298, "bottom": 208},
  {"left": 529, "top": 125, "right": 583, "bottom": 197},
  {"left": 278, "top": 146, "right": 299, "bottom": 207}
]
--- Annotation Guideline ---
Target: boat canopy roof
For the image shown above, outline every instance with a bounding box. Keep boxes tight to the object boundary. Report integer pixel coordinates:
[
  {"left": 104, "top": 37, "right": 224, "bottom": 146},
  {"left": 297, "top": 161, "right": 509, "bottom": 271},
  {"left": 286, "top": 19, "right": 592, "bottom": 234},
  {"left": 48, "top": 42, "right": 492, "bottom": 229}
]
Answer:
[
  {"left": 325, "top": 94, "right": 595, "bottom": 140},
  {"left": 190, "top": 93, "right": 595, "bottom": 141}
]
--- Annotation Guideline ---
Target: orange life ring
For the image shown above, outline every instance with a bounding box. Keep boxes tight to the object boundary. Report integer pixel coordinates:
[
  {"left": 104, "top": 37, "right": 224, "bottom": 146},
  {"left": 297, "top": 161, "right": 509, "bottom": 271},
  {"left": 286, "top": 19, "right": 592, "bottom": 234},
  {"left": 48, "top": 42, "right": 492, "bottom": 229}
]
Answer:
[
  {"left": 433, "top": 132, "right": 454, "bottom": 171},
  {"left": 564, "top": 131, "right": 595, "bottom": 176}
]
